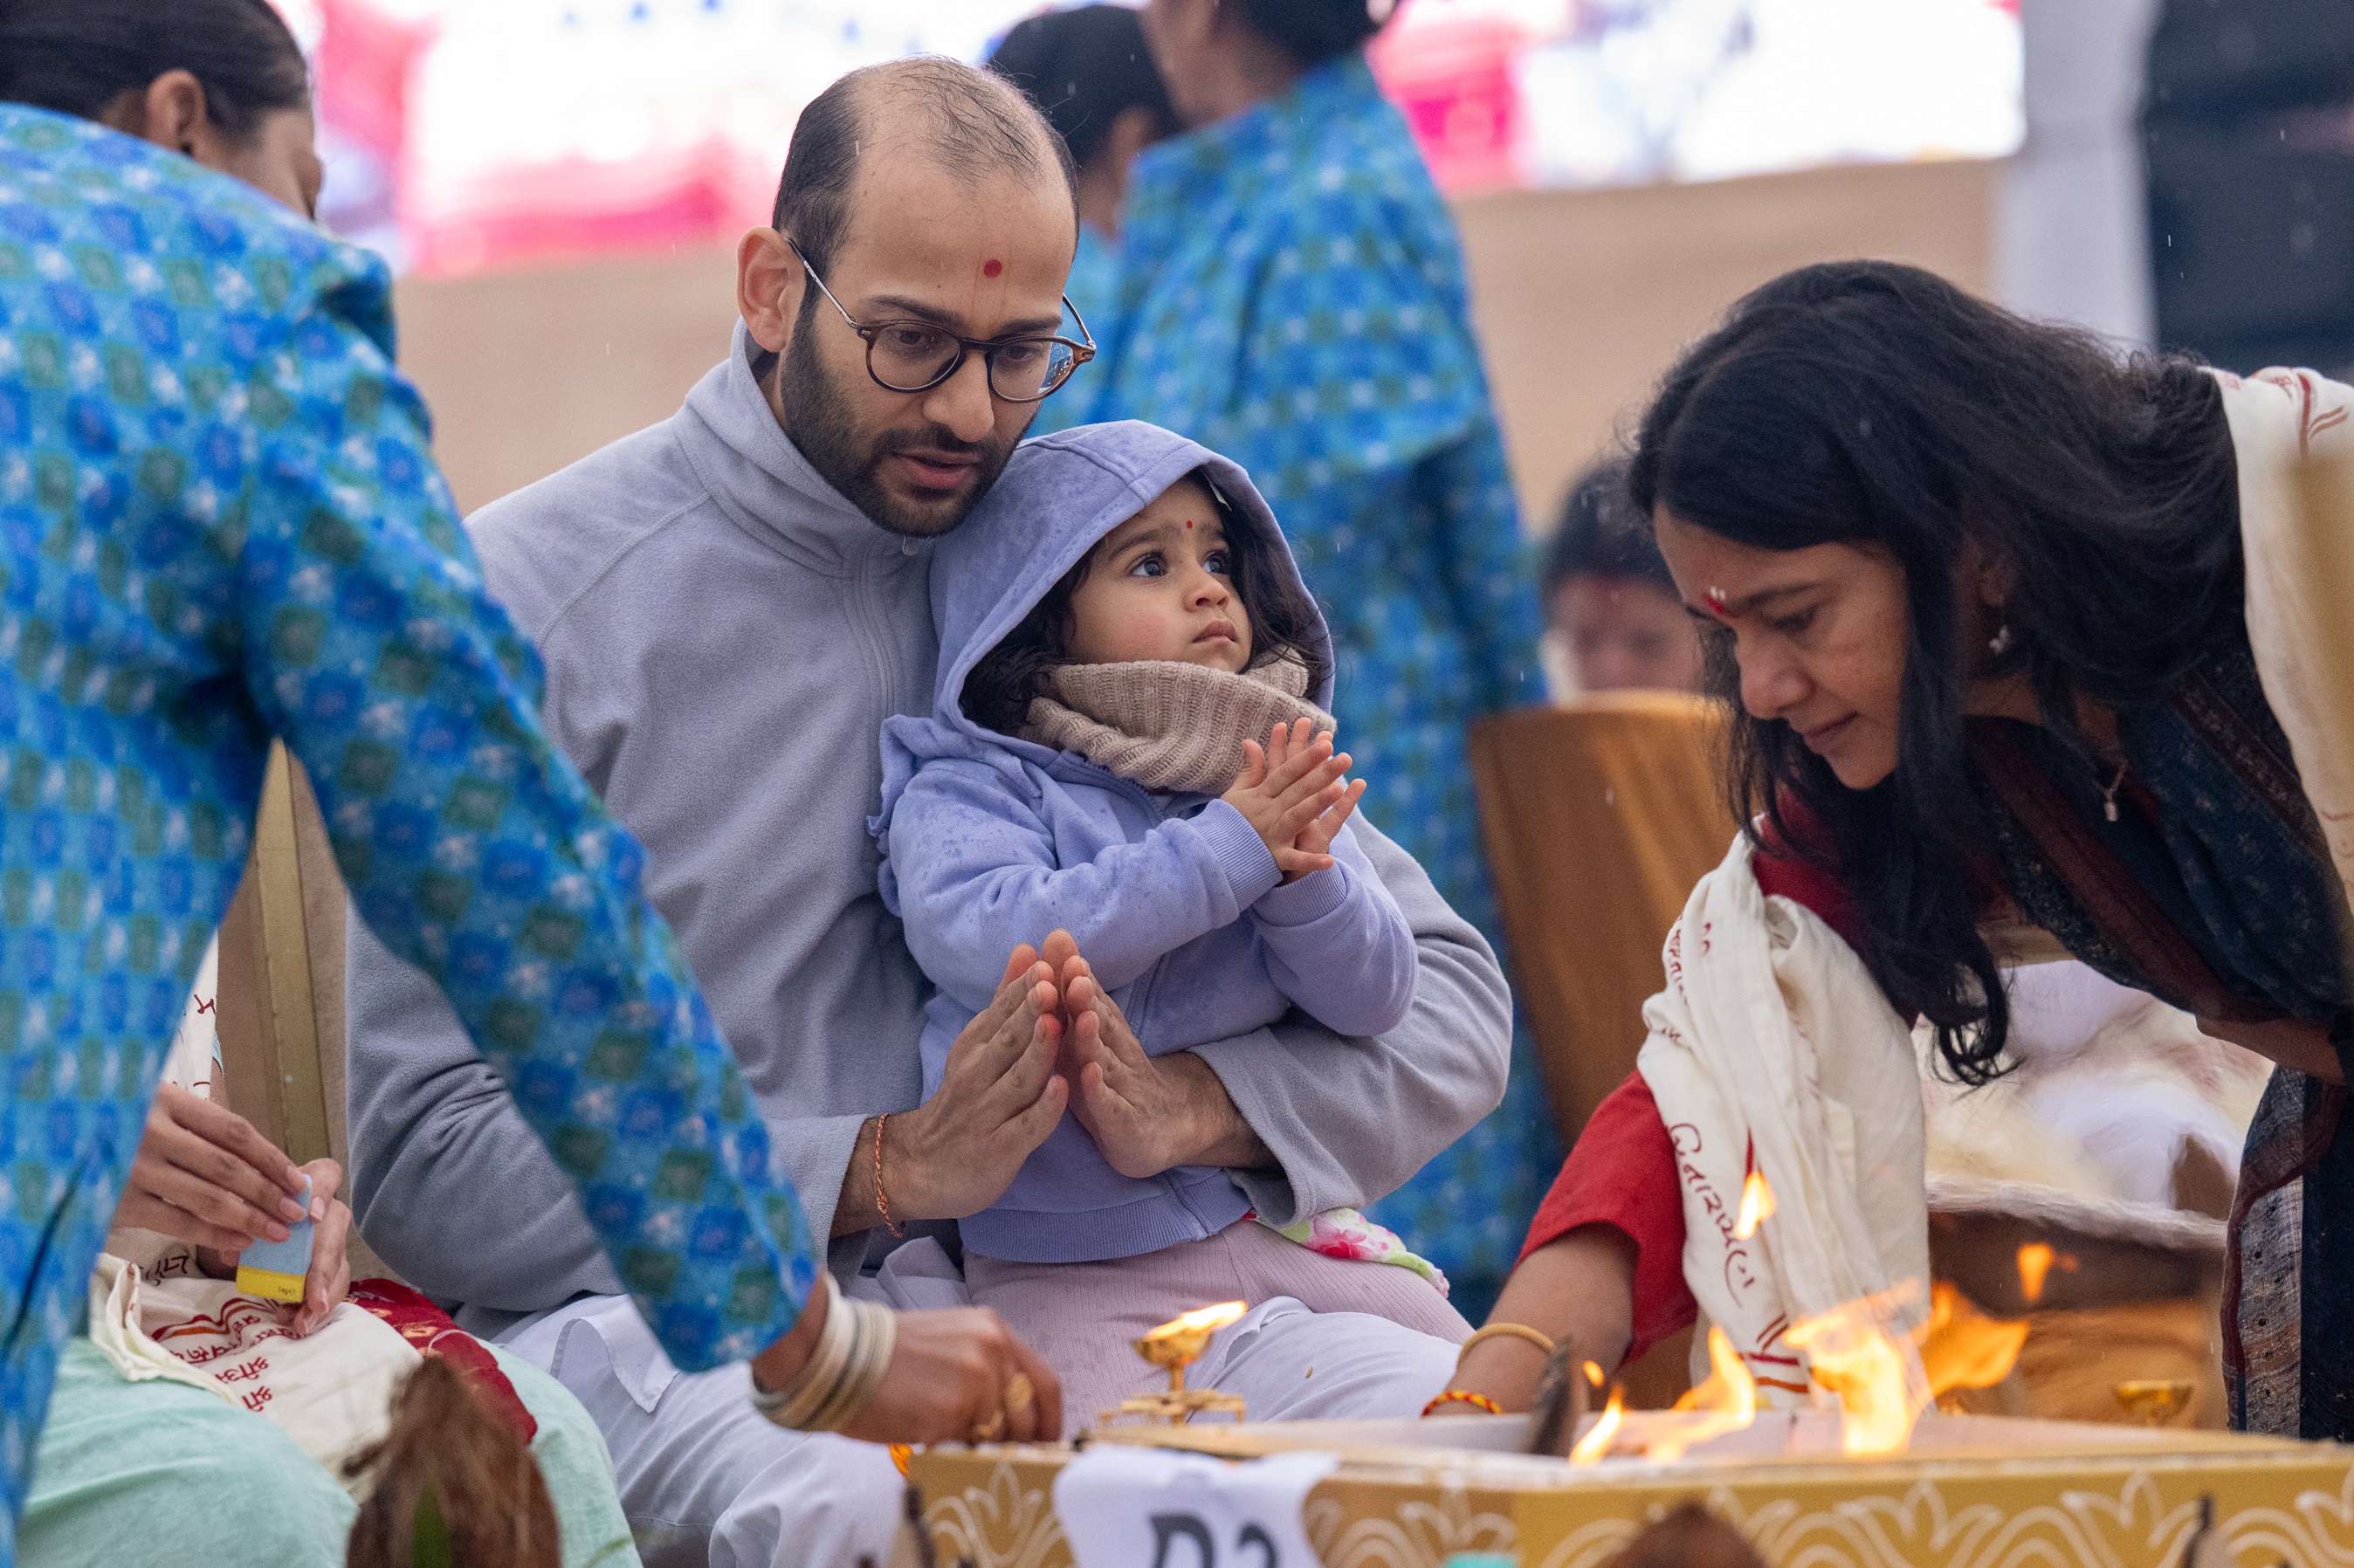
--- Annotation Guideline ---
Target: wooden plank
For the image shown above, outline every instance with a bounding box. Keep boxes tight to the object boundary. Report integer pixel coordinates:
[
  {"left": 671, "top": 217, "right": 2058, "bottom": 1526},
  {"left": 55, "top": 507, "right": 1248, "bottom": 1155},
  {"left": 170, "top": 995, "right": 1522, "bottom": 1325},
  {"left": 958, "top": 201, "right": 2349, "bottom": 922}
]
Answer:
[{"left": 243, "top": 742, "right": 334, "bottom": 1167}]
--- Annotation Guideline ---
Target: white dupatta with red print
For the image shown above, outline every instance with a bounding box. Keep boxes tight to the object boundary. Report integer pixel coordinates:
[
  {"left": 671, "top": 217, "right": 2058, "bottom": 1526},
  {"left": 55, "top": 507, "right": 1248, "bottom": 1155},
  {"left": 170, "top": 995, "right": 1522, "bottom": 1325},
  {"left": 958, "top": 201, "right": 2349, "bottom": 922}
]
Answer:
[
  {"left": 2216, "top": 367, "right": 2354, "bottom": 911},
  {"left": 2210, "top": 366, "right": 2354, "bottom": 1435},
  {"left": 1635, "top": 835, "right": 1930, "bottom": 1408}
]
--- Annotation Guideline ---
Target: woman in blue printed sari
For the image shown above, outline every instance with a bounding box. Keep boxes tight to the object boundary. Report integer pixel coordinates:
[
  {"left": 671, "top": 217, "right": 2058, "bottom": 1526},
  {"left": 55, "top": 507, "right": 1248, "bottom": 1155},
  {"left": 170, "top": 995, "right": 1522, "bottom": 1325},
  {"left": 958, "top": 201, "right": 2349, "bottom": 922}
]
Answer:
[
  {"left": 1072, "top": 0, "right": 1549, "bottom": 1313},
  {"left": 0, "top": 3, "right": 1059, "bottom": 1559}
]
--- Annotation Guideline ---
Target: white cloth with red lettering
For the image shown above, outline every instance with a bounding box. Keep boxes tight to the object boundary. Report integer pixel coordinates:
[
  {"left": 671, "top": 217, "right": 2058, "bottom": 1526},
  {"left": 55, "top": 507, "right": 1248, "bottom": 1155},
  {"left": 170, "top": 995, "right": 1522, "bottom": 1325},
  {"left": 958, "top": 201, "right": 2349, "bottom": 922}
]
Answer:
[
  {"left": 87, "top": 1233, "right": 421, "bottom": 1492},
  {"left": 1634, "top": 834, "right": 1930, "bottom": 1406},
  {"left": 82, "top": 936, "right": 421, "bottom": 1493}
]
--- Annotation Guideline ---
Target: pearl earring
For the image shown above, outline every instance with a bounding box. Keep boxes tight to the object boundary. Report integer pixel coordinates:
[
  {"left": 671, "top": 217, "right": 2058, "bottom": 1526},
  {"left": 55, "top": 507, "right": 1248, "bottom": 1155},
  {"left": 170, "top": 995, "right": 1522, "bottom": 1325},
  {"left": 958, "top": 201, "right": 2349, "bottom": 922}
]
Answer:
[{"left": 1987, "top": 623, "right": 2016, "bottom": 657}]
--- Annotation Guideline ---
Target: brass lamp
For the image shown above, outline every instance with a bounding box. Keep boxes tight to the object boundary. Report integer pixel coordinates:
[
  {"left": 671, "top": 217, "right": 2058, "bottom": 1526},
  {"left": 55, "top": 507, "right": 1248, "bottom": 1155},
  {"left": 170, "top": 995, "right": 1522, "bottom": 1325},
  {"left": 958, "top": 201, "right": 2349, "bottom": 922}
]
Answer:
[{"left": 1100, "top": 1301, "right": 1249, "bottom": 1427}]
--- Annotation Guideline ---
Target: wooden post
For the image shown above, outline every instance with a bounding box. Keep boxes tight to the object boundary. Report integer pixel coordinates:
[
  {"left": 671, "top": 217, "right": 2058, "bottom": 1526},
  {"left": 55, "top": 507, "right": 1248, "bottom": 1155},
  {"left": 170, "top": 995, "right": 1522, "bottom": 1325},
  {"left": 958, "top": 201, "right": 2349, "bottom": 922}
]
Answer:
[{"left": 216, "top": 742, "right": 334, "bottom": 1167}]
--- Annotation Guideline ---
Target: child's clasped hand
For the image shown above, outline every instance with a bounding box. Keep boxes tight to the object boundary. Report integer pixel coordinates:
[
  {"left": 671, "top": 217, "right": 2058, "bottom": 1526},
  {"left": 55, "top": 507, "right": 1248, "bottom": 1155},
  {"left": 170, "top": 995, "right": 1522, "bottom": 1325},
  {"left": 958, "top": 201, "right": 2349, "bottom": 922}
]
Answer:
[{"left": 1220, "top": 716, "right": 1369, "bottom": 883}]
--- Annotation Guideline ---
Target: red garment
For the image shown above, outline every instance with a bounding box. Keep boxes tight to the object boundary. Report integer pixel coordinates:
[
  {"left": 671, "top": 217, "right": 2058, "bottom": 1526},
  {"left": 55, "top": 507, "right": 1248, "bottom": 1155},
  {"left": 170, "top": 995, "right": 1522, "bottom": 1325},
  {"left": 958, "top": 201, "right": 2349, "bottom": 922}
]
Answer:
[
  {"left": 1517, "top": 842, "right": 1862, "bottom": 1364},
  {"left": 350, "top": 1278, "right": 538, "bottom": 1441}
]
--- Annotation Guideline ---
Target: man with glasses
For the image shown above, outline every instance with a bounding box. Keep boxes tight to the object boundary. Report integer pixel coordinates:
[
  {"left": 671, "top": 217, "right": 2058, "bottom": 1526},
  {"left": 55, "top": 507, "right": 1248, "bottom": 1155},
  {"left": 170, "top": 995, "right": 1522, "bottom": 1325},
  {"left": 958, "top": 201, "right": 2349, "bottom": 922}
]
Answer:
[{"left": 345, "top": 57, "right": 1510, "bottom": 1567}]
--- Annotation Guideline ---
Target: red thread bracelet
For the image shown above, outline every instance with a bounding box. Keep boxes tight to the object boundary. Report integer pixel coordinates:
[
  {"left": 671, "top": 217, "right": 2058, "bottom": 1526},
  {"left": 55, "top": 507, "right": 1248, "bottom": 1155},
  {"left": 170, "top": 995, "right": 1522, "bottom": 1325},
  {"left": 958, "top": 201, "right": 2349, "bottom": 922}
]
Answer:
[
  {"left": 1421, "top": 1389, "right": 1504, "bottom": 1418},
  {"left": 875, "top": 1114, "right": 906, "bottom": 1238}
]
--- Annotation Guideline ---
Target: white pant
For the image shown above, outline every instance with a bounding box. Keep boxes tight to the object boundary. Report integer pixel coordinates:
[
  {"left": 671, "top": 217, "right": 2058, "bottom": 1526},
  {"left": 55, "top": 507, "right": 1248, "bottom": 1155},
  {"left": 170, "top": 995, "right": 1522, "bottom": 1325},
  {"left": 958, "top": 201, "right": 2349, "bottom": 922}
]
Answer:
[
  {"left": 501, "top": 1247, "right": 1462, "bottom": 1568},
  {"left": 501, "top": 1295, "right": 904, "bottom": 1568}
]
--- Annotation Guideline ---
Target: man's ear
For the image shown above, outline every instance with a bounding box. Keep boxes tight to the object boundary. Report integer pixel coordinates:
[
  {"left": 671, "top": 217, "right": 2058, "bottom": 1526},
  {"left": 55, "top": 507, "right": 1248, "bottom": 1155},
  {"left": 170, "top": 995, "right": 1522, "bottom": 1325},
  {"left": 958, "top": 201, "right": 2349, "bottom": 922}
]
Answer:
[{"left": 737, "top": 228, "right": 804, "bottom": 358}]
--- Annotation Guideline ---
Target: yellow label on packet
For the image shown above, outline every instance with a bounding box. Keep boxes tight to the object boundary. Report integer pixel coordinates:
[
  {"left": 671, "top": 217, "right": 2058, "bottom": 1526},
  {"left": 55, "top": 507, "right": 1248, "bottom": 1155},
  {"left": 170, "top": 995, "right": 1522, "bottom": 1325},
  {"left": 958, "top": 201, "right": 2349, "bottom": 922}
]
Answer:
[
  {"left": 235, "top": 1172, "right": 313, "bottom": 1303},
  {"left": 235, "top": 1263, "right": 306, "bottom": 1303}
]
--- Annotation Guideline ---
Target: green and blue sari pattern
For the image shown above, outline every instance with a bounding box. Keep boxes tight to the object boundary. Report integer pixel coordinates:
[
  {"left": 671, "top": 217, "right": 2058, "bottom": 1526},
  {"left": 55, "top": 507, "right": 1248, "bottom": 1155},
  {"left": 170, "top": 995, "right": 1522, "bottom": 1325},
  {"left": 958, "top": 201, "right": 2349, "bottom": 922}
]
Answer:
[{"left": 0, "top": 106, "right": 816, "bottom": 1549}]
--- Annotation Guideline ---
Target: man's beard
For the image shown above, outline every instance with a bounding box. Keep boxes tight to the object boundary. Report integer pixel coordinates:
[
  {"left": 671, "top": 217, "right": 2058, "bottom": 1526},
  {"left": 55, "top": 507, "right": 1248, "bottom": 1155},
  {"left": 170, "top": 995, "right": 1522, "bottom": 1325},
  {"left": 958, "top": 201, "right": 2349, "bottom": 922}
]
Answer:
[{"left": 778, "top": 322, "right": 1016, "bottom": 540}]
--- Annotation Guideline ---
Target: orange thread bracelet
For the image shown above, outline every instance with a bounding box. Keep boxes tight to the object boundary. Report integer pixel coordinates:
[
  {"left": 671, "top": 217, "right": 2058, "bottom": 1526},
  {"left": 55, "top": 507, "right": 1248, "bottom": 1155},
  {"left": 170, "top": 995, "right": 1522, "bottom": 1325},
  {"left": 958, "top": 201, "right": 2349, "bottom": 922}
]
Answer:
[
  {"left": 1421, "top": 1389, "right": 1504, "bottom": 1417},
  {"left": 875, "top": 1114, "right": 906, "bottom": 1238}
]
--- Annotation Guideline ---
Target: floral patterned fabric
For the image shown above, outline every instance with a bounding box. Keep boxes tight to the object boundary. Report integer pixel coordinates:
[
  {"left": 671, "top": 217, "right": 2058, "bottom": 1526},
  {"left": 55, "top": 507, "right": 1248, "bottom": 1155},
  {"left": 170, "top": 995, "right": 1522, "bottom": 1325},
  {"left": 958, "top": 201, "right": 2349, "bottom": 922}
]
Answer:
[
  {"left": 1254, "top": 1207, "right": 1448, "bottom": 1296},
  {"left": 0, "top": 105, "right": 816, "bottom": 1545},
  {"left": 1063, "top": 54, "right": 1550, "bottom": 1311}
]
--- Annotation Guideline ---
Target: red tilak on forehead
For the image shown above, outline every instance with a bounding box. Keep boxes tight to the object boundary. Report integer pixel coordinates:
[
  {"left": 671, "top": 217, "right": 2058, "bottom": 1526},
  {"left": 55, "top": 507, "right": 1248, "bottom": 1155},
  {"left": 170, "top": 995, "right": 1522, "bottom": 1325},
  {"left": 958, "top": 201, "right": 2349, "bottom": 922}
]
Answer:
[
  {"left": 981, "top": 258, "right": 1003, "bottom": 278},
  {"left": 1185, "top": 518, "right": 1194, "bottom": 529},
  {"left": 1704, "top": 587, "right": 1730, "bottom": 616}
]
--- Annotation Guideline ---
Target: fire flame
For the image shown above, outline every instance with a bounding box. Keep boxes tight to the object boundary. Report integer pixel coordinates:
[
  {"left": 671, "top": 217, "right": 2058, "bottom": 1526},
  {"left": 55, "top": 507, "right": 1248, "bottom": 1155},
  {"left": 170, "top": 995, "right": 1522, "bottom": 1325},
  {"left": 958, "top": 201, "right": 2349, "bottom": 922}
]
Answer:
[
  {"left": 1581, "top": 1359, "right": 1605, "bottom": 1390},
  {"left": 1648, "top": 1325, "right": 1759, "bottom": 1461},
  {"left": 1568, "top": 1382, "right": 1625, "bottom": 1464},
  {"left": 1919, "top": 1281, "right": 2029, "bottom": 1400},
  {"left": 1733, "top": 1168, "right": 1776, "bottom": 1241},
  {"left": 1786, "top": 1283, "right": 1930, "bottom": 1456},
  {"left": 1142, "top": 1301, "right": 1247, "bottom": 1343},
  {"left": 2014, "top": 1242, "right": 2076, "bottom": 1306}
]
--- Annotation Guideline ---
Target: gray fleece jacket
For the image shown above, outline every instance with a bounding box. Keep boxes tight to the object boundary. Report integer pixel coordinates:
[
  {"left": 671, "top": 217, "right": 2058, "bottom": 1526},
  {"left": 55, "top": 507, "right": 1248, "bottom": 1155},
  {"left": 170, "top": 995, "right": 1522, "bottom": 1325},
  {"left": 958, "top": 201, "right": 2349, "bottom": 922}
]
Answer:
[{"left": 342, "top": 326, "right": 1512, "bottom": 1336}]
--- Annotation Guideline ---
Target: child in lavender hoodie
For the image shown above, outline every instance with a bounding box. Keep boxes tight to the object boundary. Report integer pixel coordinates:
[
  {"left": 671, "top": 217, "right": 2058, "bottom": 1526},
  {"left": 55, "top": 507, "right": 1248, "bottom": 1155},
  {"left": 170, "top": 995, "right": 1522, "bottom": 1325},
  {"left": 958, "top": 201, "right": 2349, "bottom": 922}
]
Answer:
[{"left": 873, "top": 422, "right": 1466, "bottom": 1419}]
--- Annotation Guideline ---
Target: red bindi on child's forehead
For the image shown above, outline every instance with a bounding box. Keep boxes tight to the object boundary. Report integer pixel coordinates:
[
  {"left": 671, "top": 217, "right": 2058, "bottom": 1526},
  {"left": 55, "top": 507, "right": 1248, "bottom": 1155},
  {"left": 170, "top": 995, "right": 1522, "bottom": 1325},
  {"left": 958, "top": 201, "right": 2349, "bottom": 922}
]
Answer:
[
  {"left": 1185, "top": 518, "right": 1194, "bottom": 529},
  {"left": 981, "top": 258, "right": 1003, "bottom": 279}
]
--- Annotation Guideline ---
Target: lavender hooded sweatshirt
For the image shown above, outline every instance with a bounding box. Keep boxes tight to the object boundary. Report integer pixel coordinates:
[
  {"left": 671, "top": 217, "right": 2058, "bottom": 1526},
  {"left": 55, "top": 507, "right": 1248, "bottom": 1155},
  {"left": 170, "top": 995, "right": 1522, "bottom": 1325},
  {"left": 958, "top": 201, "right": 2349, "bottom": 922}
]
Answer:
[{"left": 876, "top": 423, "right": 1415, "bottom": 1263}]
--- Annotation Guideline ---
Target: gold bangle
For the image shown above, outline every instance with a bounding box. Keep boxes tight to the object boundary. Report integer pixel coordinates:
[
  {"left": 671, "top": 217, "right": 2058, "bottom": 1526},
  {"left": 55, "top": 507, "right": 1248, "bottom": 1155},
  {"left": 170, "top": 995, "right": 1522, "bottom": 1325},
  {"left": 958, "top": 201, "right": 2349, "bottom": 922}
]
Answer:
[{"left": 1458, "top": 1322, "right": 1556, "bottom": 1360}]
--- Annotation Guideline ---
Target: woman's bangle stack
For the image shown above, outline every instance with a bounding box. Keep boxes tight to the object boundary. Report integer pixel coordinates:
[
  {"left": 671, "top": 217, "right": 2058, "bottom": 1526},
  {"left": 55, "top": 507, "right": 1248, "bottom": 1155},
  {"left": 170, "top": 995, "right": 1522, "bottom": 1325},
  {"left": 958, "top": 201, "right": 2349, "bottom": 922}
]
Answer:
[{"left": 747, "top": 1275, "right": 898, "bottom": 1432}]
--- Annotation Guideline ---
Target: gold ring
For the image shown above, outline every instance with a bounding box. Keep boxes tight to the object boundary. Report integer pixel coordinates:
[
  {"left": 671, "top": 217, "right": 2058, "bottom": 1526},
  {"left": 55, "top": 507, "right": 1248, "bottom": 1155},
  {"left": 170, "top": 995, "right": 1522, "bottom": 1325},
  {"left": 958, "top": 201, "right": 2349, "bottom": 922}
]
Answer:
[
  {"left": 1002, "top": 1372, "right": 1035, "bottom": 1414},
  {"left": 968, "top": 1407, "right": 1007, "bottom": 1443}
]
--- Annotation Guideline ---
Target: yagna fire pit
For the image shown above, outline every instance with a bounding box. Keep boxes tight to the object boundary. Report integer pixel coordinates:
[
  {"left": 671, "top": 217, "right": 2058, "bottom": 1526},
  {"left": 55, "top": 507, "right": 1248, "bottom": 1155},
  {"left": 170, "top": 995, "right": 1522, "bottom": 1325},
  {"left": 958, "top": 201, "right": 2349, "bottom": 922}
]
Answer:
[{"left": 912, "top": 1411, "right": 2354, "bottom": 1568}]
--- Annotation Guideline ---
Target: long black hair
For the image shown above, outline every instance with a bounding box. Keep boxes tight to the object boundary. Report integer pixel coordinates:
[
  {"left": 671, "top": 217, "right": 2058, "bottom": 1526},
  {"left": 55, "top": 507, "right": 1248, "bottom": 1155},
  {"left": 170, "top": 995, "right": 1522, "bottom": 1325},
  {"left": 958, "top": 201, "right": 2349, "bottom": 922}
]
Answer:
[
  {"left": 961, "top": 471, "right": 1332, "bottom": 736},
  {"left": 988, "top": 5, "right": 1175, "bottom": 172},
  {"left": 0, "top": 0, "right": 309, "bottom": 137},
  {"left": 1232, "top": 0, "right": 1397, "bottom": 70},
  {"left": 1628, "top": 260, "right": 2241, "bottom": 1081}
]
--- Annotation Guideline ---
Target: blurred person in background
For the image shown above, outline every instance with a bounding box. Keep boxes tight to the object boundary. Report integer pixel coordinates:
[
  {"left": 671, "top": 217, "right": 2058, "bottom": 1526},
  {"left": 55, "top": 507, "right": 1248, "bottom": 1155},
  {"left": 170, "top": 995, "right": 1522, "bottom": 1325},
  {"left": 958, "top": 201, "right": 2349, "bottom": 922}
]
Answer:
[
  {"left": 1543, "top": 459, "right": 1704, "bottom": 695},
  {"left": 986, "top": 4, "right": 1174, "bottom": 435},
  {"left": 0, "top": 4, "right": 1063, "bottom": 1563},
  {"left": 1081, "top": 0, "right": 1548, "bottom": 1317}
]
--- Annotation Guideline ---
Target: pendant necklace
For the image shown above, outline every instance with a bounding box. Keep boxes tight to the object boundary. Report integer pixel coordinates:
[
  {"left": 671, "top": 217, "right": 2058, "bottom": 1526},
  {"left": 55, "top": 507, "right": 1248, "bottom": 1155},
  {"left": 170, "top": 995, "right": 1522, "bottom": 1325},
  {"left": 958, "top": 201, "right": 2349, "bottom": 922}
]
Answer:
[{"left": 2100, "top": 760, "right": 2128, "bottom": 822}]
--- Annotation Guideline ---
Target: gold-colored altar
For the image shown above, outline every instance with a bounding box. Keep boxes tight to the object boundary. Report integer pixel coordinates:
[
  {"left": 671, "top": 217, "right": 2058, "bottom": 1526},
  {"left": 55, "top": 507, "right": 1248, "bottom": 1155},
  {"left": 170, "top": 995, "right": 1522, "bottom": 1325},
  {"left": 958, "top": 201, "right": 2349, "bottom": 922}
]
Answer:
[{"left": 912, "top": 1415, "right": 2354, "bottom": 1568}]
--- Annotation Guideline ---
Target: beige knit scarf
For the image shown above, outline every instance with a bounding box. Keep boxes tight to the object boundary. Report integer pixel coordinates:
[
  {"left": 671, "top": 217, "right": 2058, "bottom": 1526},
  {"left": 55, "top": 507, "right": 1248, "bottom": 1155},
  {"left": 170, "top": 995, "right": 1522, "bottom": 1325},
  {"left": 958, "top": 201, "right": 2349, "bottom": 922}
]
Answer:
[{"left": 1017, "top": 655, "right": 1335, "bottom": 794}]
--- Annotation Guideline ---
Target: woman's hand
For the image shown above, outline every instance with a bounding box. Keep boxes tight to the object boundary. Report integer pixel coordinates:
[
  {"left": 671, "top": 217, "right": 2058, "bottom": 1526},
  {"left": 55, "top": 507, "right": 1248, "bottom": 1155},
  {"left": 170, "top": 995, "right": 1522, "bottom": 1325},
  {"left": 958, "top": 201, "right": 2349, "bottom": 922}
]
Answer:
[
  {"left": 195, "top": 1157, "right": 355, "bottom": 1337},
  {"left": 282, "top": 1159, "right": 353, "bottom": 1337},
  {"left": 115, "top": 1083, "right": 310, "bottom": 1251},
  {"left": 749, "top": 1287, "right": 1063, "bottom": 1444},
  {"left": 839, "top": 1307, "right": 1063, "bottom": 1445}
]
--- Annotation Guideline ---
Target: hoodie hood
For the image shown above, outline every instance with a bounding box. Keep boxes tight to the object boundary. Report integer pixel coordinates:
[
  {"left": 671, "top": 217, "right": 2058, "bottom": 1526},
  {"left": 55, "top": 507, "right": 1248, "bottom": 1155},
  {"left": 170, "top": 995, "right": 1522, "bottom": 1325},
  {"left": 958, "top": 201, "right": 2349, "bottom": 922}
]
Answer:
[
  {"left": 873, "top": 421, "right": 1331, "bottom": 849},
  {"left": 928, "top": 420, "right": 1330, "bottom": 738}
]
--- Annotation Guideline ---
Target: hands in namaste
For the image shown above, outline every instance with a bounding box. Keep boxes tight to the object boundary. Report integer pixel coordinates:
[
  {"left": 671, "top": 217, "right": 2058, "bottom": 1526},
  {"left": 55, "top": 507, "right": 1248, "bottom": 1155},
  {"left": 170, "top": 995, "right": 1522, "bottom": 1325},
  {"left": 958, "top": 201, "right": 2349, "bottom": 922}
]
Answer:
[{"left": 871, "top": 932, "right": 1267, "bottom": 1229}]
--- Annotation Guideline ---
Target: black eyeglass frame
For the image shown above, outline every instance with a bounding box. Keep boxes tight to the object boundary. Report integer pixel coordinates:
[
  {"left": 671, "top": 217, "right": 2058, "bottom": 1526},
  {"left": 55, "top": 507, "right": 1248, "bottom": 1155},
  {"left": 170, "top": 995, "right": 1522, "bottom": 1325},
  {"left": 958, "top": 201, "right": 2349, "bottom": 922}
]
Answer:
[{"left": 785, "top": 237, "right": 1097, "bottom": 403}]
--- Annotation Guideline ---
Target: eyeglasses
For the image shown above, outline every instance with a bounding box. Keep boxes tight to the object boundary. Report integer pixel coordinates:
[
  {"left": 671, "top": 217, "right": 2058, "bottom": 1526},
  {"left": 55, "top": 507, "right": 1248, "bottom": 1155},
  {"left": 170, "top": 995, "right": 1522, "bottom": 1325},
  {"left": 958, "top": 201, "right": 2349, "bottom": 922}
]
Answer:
[{"left": 786, "top": 237, "right": 1096, "bottom": 403}]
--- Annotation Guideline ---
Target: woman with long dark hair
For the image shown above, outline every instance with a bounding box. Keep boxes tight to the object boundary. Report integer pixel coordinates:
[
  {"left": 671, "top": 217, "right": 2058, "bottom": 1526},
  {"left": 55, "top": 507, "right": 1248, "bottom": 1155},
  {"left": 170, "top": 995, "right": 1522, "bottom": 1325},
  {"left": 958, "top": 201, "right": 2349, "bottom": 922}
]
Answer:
[{"left": 1429, "top": 259, "right": 2354, "bottom": 1438}]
